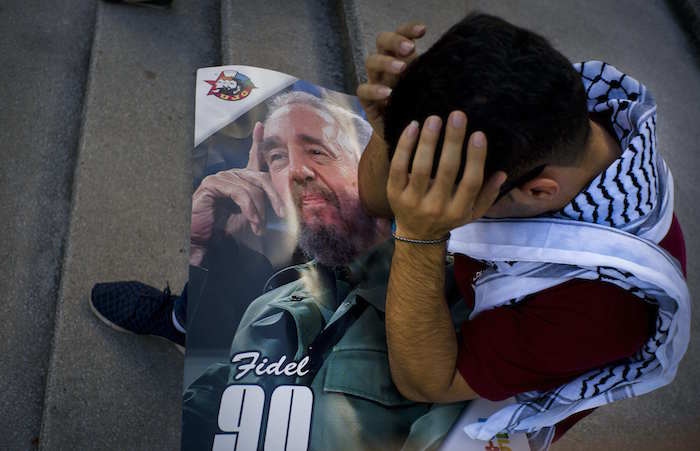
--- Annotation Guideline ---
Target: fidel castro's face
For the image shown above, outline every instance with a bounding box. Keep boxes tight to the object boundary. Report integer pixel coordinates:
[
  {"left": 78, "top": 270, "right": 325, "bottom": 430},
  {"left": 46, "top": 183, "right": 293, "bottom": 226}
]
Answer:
[{"left": 261, "top": 103, "right": 362, "bottom": 238}]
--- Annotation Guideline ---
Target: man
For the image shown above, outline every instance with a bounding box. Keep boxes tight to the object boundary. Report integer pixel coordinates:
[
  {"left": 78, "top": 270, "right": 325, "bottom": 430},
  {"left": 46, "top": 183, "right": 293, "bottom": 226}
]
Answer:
[
  {"left": 180, "top": 92, "right": 469, "bottom": 450},
  {"left": 357, "top": 14, "right": 689, "bottom": 449}
]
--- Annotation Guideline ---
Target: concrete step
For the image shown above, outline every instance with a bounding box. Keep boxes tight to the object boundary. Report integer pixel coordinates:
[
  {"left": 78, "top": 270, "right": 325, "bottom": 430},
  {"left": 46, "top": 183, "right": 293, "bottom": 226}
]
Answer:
[
  {"left": 668, "top": 0, "right": 700, "bottom": 54},
  {"left": 340, "top": 0, "right": 466, "bottom": 86},
  {"left": 221, "top": 0, "right": 354, "bottom": 91},
  {"left": 38, "top": 1, "right": 219, "bottom": 449},
  {"left": 0, "top": 1, "right": 96, "bottom": 449}
]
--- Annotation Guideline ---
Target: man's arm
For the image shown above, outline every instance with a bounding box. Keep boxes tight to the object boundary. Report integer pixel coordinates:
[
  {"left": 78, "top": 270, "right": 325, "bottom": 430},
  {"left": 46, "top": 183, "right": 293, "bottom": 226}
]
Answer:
[
  {"left": 388, "top": 240, "right": 476, "bottom": 402},
  {"left": 384, "top": 112, "right": 506, "bottom": 403},
  {"left": 358, "top": 132, "right": 393, "bottom": 217}
]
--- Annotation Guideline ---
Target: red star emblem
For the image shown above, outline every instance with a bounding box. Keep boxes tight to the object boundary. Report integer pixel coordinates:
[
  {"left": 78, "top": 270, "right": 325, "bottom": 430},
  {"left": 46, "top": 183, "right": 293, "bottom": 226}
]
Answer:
[
  {"left": 205, "top": 71, "right": 231, "bottom": 96},
  {"left": 204, "top": 70, "right": 255, "bottom": 101}
]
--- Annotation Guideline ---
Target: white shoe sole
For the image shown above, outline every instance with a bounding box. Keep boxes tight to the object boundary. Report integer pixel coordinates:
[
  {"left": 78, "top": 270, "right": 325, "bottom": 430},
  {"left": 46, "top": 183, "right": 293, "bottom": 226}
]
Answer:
[{"left": 89, "top": 296, "right": 186, "bottom": 355}]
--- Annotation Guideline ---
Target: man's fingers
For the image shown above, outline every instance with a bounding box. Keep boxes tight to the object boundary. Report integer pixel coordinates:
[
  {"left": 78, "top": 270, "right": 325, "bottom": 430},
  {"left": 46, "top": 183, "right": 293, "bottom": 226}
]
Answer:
[
  {"left": 356, "top": 83, "right": 392, "bottom": 105},
  {"left": 235, "top": 170, "right": 286, "bottom": 218},
  {"left": 233, "top": 183, "right": 266, "bottom": 235},
  {"left": 395, "top": 22, "right": 426, "bottom": 39},
  {"left": 376, "top": 31, "right": 416, "bottom": 57},
  {"left": 408, "top": 116, "right": 441, "bottom": 196},
  {"left": 453, "top": 131, "right": 488, "bottom": 209},
  {"left": 246, "top": 121, "right": 264, "bottom": 171},
  {"left": 365, "top": 54, "right": 406, "bottom": 83},
  {"left": 200, "top": 173, "right": 265, "bottom": 234},
  {"left": 387, "top": 120, "right": 419, "bottom": 194},
  {"left": 217, "top": 172, "right": 267, "bottom": 232},
  {"left": 431, "top": 111, "right": 467, "bottom": 198},
  {"left": 472, "top": 171, "right": 508, "bottom": 219},
  {"left": 376, "top": 23, "right": 426, "bottom": 55}
]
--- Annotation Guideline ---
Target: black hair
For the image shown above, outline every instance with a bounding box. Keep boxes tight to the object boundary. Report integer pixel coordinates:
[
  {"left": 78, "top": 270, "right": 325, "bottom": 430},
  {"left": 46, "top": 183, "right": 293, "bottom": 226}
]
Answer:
[{"left": 384, "top": 12, "right": 590, "bottom": 182}]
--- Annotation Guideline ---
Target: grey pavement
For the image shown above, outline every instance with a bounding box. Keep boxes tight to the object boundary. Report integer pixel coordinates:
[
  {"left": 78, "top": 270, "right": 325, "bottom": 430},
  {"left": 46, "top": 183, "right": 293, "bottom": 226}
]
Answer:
[
  {"left": 668, "top": 0, "right": 700, "bottom": 53},
  {"left": 341, "top": 0, "right": 468, "bottom": 85},
  {"left": 222, "top": 0, "right": 354, "bottom": 91},
  {"left": 0, "top": 1, "right": 96, "bottom": 449},
  {"left": 37, "top": 1, "right": 219, "bottom": 450},
  {"left": 1, "top": 0, "right": 698, "bottom": 450}
]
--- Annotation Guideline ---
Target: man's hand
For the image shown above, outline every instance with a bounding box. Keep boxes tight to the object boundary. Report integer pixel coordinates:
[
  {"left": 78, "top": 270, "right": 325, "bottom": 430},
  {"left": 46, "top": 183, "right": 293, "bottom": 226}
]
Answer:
[
  {"left": 189, "top": 122, "right": 286, "bottom": 266},
  {"left": 387, "top": 112, "right": 507, "bottom": 240},
  {"left": 357, "top": 22, "right": 425, "bottom": 218},
  {"left": 385, "top": 113, "right": 505, "bottom": 403},
  {"left": 356, "top": 22, "right": 425, "bottom": 137}
]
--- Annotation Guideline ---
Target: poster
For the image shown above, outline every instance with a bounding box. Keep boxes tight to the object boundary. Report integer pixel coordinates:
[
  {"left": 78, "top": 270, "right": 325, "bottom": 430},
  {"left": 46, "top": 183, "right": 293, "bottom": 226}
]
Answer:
[{"left": 182, "top": 65, "right": 529, "bottom": 451}]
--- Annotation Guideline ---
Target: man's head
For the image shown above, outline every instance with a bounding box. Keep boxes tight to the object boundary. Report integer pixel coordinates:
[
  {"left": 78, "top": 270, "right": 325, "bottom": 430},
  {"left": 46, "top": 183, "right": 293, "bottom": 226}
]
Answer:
[
  {"left": 384, "top": 13, "right": 592, "bottom": 217},
  {"left": 260, "top": 91, "right": 385, "bottom": 265}
]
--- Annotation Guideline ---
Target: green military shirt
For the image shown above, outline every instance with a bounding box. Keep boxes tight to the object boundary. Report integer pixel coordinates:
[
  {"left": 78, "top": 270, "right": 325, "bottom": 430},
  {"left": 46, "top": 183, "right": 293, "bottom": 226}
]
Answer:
[{"left": 182, "top": 240, "right": 468, "bottom": 451}]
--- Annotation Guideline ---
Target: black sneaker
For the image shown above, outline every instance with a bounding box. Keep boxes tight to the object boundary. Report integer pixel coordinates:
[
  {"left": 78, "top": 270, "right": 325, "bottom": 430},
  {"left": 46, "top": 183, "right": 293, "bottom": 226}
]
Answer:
[{"left": 90, "top": 281, "right": 185, "bottom": 354}]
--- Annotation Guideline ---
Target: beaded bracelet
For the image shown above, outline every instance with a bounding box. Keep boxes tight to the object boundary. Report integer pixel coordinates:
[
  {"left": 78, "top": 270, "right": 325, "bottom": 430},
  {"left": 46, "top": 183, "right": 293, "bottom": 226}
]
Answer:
[{"left": 391, "top": 231, "right": 451, "bottom": 245}]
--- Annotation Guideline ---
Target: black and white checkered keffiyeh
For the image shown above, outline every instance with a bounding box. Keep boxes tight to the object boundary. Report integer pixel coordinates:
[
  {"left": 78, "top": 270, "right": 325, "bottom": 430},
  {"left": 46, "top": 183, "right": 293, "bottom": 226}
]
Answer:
[
  {"left": 555, "top": 61, "right": 660, "bottom": 235},
  {"left": 447, "top": 61, "right": 690, "bottom": 451}
]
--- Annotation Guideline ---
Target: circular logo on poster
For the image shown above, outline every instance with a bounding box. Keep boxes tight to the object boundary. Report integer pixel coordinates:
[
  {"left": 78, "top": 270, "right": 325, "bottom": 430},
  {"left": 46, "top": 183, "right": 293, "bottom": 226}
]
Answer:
[{"left": 205, "top": 70, "right": 256, "bottom": 101}]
